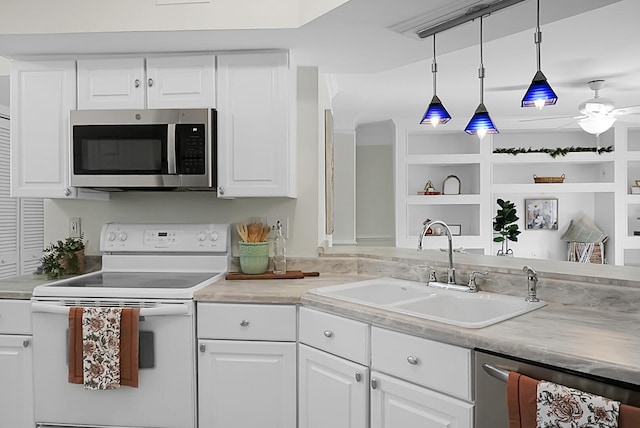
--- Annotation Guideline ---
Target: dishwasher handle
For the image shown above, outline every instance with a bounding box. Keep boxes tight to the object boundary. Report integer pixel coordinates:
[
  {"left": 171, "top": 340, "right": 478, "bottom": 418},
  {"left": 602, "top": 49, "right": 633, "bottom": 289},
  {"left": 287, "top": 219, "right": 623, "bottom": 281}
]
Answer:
[
  {"left": 483, "top": 363, "right": 510, "bottom": 382},
  {"left": 31, "top": 302, "right": 190, "bottom": 317}
]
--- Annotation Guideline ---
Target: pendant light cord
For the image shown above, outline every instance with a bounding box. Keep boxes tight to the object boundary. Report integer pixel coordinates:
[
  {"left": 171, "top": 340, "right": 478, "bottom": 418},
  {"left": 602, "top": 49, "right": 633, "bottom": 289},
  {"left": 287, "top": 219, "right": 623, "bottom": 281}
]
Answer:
[
  {"left": 432, "top": 33, "right": 438, "bottom": 94},
  {"left": 535, "top": 0, "right": 542, "bottom": 72},
  {"left": 479, "top": 16, "right": 485, "bottom": 104}
]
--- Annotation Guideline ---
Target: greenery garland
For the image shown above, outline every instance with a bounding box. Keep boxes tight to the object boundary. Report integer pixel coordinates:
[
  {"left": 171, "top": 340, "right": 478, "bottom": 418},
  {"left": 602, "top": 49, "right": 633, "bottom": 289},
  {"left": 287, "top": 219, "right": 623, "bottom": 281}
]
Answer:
[{"left": 493, "top": 145, "right": 614, "bottom": 158}]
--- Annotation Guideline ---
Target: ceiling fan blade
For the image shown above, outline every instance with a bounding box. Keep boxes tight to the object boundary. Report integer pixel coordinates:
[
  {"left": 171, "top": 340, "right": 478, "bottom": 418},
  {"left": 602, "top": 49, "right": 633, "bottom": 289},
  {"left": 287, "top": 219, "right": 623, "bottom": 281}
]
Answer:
[
  {"left": 519, "top": 115, "right": 576, "bottom": 123},
  {"left": 555, "top": 120, "right": 578, "bottom": 130},
  {"left": 613, "top": 105, "right": 640, "bottom": 115}
]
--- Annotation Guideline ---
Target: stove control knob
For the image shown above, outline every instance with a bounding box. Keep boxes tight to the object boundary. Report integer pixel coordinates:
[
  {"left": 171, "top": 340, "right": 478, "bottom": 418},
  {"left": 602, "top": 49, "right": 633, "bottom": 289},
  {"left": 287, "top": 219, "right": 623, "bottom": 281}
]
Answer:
[
  {"left": 107, "top": 232, "right": 117, "bottom": 241},
  {"left": 118, "top": 232, "right": 128, "bottom": 241},
  {"left": 210, "top": 231, "right": 219, "bottom": 241},
  {"left": 196, "top": 232, "right": 206, "bottom": 241}
]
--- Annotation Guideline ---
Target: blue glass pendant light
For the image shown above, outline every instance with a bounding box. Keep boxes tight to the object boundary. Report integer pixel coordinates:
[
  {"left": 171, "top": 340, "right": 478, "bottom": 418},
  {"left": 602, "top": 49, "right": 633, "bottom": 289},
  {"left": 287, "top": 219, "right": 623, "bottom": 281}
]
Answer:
[
  {"left": 420, "top": 33, "right": 451, "bottom": 126},
  {"left": 521, "top": 0, "right": 557, "bottom": 109},
  {"left": 465, "top": 16, "right": 498, "bottom": 140}
]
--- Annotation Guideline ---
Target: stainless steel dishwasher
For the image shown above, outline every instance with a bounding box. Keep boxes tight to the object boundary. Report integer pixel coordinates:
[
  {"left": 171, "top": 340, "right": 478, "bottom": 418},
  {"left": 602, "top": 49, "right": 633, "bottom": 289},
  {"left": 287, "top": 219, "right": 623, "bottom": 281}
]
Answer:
[{"left": 474, "top": 350, "right": 640, "bottom": 428}]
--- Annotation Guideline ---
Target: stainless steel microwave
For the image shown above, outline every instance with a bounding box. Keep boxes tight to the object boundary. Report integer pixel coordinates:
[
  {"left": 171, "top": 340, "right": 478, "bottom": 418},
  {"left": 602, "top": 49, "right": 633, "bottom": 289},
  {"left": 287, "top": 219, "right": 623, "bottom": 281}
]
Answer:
[{"left": 70, "top": 108, "right": 216, "bottom": 190}]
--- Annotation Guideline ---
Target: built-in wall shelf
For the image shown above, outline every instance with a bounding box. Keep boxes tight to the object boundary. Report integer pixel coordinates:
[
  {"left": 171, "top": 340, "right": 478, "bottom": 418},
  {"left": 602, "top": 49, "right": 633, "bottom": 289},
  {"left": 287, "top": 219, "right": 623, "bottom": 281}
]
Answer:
[
  {"left": 493, "top": 183, "right": 615, "bottom": 194},
  {"left": 394, "top": 123, "right": 640, "bottom": 265}
]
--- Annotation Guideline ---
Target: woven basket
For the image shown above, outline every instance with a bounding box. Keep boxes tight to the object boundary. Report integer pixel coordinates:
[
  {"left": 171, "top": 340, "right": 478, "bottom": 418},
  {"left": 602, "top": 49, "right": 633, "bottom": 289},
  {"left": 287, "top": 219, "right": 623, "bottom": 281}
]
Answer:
[
  {"left": 533, "top": 174, "right": 565, "bottom": 183},
  {"left": 567, "top": 241, "right": 605, "bottom": 264}
]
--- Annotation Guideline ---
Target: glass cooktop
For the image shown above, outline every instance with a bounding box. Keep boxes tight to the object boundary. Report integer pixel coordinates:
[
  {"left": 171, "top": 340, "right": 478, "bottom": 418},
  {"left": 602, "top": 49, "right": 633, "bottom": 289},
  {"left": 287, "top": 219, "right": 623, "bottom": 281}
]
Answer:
[{"left": 46, "top": 272, "right": 220, "bottom": 289}]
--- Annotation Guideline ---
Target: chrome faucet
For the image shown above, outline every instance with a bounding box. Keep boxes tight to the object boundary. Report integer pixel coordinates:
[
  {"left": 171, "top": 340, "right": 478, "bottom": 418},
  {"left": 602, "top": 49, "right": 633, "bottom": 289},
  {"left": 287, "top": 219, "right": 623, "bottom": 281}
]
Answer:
[
  {"left": 522, "top": 265, "right": 539, "bottom": 302},
  {"left": 418, "top": 220, "right": 455, "bottom": 285}
]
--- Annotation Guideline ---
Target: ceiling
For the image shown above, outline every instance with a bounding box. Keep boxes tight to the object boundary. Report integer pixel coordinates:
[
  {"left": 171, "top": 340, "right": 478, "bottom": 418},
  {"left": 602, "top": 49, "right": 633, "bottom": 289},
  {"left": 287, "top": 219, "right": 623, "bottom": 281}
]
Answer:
[{"left": 0, "top": 0, "right": 638, "bottom": 131}]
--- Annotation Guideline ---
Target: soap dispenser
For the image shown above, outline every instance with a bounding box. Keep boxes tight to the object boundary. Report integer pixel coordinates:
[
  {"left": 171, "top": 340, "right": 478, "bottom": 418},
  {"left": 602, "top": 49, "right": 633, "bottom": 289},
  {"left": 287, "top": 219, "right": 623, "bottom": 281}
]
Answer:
[{"left": 273, "top": 220, "right": 287, "bottom": 274}]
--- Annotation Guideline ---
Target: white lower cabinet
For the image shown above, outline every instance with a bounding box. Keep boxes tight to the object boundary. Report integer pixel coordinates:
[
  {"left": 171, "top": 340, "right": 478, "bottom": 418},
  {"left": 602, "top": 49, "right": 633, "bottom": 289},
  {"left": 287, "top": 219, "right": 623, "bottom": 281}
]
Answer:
[
  {"left": 0, "top": 300, "right": 33, "bottom": 428},
  {"left": 298, "top": 308, "right": 474, "bottom": 428},
  {"left": 370, "top": 371, "right": 473, "bottom": 428},
  {"left": 298, "top": 344, "right": 369, "bottom": 428},
  {"left": 196, "top": 303, "right": 297, "bottom": 428}
]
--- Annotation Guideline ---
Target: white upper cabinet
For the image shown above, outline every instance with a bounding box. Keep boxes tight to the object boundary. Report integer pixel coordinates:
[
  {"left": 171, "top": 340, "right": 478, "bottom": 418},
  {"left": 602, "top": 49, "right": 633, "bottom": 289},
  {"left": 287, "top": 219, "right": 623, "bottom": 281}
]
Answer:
[
  {"left": 11, "top": 60, "right": 108, "bottom": 199},
  {"left": 77, "top": 54, "right": 216, "bottom": 110},
  {"left": 216, "top": 51, "right": 296, "bottom": 198}
]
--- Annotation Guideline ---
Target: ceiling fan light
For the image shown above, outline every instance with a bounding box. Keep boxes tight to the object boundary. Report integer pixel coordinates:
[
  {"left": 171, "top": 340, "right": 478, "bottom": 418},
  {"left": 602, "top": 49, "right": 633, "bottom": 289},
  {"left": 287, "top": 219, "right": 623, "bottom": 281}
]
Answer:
[
  {"left": 465, "top": 103, "right": 499, "bottom": 139},
  {"left": 579, "top": 98, "right": 615, "bottom": 115},
  {"left": 521, "top": 70, "right": 558, "bottom": 110},
  {"left": 420, "top": 95, "right": 452, "bottom": 127},
  {"left": 578, "top": 116, "right": 616, "bottom": 135}
]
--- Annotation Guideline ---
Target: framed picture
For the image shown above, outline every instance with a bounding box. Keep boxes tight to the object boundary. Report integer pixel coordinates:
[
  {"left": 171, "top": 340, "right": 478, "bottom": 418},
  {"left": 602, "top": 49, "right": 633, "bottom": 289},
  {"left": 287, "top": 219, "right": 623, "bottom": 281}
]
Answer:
[
  {"left": 525, "top": 198, "right": 558, "bottom": 230},
  {"left": 449, "top": 224, "right": 461, "bottom": 236}
]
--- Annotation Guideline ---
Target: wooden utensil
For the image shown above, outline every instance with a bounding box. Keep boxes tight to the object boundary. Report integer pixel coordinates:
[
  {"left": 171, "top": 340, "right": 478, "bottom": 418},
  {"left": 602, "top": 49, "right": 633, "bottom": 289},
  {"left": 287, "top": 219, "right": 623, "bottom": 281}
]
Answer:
[
  {"left": 247, "top": 222, "right": 261, "bottom": 242},
  {"left": 236, "top": 223, "right": 249, "bottom": 242},
  {"left": 258, "top": 224, "right": 271, "bottom": 242}
]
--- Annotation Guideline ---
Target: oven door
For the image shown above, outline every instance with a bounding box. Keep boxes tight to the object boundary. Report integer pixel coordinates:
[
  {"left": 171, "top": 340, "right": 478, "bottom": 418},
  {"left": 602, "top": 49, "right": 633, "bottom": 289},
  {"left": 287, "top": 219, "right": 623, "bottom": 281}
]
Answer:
[{"left": 31, "top": 299, "right": 196, "bottom": 428}]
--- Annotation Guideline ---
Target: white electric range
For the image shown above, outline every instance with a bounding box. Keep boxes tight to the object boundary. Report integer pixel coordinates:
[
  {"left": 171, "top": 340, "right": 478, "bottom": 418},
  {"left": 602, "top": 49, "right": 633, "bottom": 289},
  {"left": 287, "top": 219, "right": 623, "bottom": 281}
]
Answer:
[{"left": 31, "top": 222, "right": 229, "bottom": 428}]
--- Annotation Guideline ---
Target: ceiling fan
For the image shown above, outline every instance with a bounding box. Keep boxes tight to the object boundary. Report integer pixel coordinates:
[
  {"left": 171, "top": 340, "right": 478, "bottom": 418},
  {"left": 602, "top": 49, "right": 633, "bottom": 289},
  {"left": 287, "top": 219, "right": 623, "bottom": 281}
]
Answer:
[
  {"left": 573, "top": 79, "right": 640, "bottom": 136},
  {"left": 522, "top": 79, "right": 640, "bottom": 136}
]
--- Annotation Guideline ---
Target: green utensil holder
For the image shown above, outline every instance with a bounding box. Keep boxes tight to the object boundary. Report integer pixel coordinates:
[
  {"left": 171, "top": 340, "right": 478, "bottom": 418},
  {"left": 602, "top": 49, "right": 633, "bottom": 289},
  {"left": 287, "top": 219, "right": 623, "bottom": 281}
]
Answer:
[{"left": 239, "top": 241, "right": 269, "bottom": 274}]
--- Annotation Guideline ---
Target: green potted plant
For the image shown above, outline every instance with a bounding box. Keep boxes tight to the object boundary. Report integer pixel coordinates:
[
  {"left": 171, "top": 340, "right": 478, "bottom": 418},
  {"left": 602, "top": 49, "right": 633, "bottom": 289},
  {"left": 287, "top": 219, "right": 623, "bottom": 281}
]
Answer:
[
  {"left": 38, "top": 234, "right": 86, "bottom": 279},
  {"left": 493, "top": 199, "right": 521, "bottom": 256}
]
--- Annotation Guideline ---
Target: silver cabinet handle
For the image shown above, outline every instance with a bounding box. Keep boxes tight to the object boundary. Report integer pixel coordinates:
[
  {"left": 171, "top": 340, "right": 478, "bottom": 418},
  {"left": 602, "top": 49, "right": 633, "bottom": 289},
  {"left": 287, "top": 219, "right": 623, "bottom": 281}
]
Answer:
[
  {"left": 23, "top": 339, "right": 30, "bottom": 348},
  {"left": 64, "top": 188, "right": 72, "bottom": 197},
  {"left": 355, "top": 371, "right": 362, "bottom": 382},
  {"left": 148, "top": 78, "right": 154, "bottom": 87},
  {"left": 218, "top": 186, "right": 225, "bottom": 195},
  {"left": 323, "top": 330, "right": 333, "bottom": 338},
  {"left": 240, "top": 319, "right": 250, "bottom": 327},
  {"left": 134, "top": 79, "right": 141, "bottom": 88},
  {"left": 371, "top": 377, "right": 378, "bottom": 389},
  {"left": 407, "top": 355, "right": 419, "bottom": 365},
  {"left": 199, "top": 343, "right": 206, "bottom": 353}
]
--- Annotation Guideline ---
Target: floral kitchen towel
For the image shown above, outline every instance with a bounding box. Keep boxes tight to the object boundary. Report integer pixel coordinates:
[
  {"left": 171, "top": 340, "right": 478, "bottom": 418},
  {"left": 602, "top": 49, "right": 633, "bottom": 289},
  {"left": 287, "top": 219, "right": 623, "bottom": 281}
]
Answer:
[
  {"left": 537, "top": 380, "right": 620, "bottom": 427},
  {"left": 82, "top": 307, "right": 122, "bottom": 390}
]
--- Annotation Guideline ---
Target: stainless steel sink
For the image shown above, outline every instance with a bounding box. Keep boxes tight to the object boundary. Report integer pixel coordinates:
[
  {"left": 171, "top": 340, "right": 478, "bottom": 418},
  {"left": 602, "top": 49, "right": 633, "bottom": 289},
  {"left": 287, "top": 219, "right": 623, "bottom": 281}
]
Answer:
[{"left": 309, "top": 277, "right": 546, "bottom": 328}]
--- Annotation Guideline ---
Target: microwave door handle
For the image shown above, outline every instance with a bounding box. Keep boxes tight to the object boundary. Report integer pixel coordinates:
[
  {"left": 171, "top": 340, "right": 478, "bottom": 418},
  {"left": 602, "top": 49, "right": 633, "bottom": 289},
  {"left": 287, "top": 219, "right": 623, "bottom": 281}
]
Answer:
[{"left": 167, "top": 123, "right": 177, "bottom": 175}]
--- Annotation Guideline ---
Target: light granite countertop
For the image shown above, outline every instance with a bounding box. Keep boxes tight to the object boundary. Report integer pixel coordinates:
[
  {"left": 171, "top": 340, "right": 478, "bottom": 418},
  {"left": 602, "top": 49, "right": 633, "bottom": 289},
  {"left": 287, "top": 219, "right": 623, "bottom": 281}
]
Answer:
[
  {"left": 3, "top": 270, "right": 638, "bottom": 387},
  {"left": 194, "top": 274, "right": 640, "bottom": 387},
  {"left": 0, "top": 274, "right": 56, "bottom": 299}
]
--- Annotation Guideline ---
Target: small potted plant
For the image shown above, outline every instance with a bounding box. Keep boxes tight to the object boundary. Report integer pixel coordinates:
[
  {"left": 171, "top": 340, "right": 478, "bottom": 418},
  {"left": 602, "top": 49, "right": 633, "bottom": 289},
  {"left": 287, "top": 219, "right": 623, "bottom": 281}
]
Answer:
[
  {"left": 38, "top": 235, "right": 86, "bottom": 279},
  {"left": 493, "top": 199, "right": 521, "bottom": 256}
]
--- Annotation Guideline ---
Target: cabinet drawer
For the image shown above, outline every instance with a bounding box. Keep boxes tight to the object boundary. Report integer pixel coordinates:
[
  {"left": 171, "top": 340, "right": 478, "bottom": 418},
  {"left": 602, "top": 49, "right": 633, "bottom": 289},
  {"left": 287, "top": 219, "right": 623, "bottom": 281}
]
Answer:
[
  {"left": 299, "top": 307, "right": 370, "bottom": 365},
  {"left": 0, "top": 300, "right": 31, "bottom": 335},
  {"left": 197, "top": 303, "right": 296, "bottom": 341},
  {"left": 371, "top": 326, "right": 472, "bottom": 401}
]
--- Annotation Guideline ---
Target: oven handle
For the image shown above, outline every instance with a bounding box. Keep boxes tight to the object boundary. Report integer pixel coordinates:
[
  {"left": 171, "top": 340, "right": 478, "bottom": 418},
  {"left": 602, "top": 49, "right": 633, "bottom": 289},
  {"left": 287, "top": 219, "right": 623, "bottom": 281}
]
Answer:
[{"left": 31, "top": 302, "right": 190, "bottom": 317}]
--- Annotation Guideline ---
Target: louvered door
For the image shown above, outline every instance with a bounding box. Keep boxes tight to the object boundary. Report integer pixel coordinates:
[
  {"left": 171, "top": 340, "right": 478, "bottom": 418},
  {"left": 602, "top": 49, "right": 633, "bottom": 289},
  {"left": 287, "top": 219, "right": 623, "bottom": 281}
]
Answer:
[
  {"left": 0, "top": 121, "right": 18, "bottom": 278},
  {"left": 0, "top": 117, "right": 43, "bottom": 278},
  {"left": 20, "top": 198, "right": 43, "bottom": 275}
]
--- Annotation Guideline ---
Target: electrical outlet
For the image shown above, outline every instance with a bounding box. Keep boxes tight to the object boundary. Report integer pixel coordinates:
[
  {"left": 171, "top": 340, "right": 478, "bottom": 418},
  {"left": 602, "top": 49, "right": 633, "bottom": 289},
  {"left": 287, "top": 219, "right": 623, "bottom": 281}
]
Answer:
[
  {"left": 69, "top": 217, "right": 81, "bottom": 238},
  {"left": 268, "top": 217, "right": 289, "bottom": 239}
]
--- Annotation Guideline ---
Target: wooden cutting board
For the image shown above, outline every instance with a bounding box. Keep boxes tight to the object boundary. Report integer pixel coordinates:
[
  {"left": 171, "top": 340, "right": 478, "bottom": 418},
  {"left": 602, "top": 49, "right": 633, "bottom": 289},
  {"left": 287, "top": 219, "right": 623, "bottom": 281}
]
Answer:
[{"left": 225, "top": 270, "right": 320, "bottom": 280}]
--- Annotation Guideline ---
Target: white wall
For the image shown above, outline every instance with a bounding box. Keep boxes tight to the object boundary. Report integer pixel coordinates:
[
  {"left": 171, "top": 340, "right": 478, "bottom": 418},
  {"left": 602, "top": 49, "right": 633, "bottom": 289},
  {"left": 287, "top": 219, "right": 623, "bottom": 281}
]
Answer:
[
  {"left": 355, "top": 120, "right": 395, "bottom": 246},
  {"left": 44, "top": 67, "right": 322, "bottom": 257},
  {"left": 0, "top": 57, "right": 9, "bottom": 108},
  {"left": 332, "top": 131, "right": 356, "bottom": 245}
]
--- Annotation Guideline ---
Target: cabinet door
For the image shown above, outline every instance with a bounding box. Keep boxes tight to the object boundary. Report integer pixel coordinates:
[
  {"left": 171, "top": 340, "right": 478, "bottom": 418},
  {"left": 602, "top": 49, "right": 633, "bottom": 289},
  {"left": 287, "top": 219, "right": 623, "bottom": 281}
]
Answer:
[
  {"left": 198, "top": 339, "right": 296, "bottom": 428},
  {"left": 216, "top": 51, "right": 295, "bottom": 197},
  {"left": 10, "top": 60, "right": 79, "bottom": 198},
  {"left": 146, "top": 54, "right": 216, "bottom": 109},
  {"left": 299, "top": 344, "right": 369, "bottom": 428},
  {"left": 370, "top": 371, "right": 473, "bottom": 428},
  {"left": 0, "top": 335, "right": 33, "bottom": 428},
  {"left": 77, "top": 57, "right": 145, "bottom": 109}
]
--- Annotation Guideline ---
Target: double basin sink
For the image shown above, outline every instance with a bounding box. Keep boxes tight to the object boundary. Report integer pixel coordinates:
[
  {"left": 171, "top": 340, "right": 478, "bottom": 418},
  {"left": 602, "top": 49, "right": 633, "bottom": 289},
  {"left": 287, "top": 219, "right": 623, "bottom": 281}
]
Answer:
[{"left": 309, "top": 277, "right": 546, "bottom": 328}]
